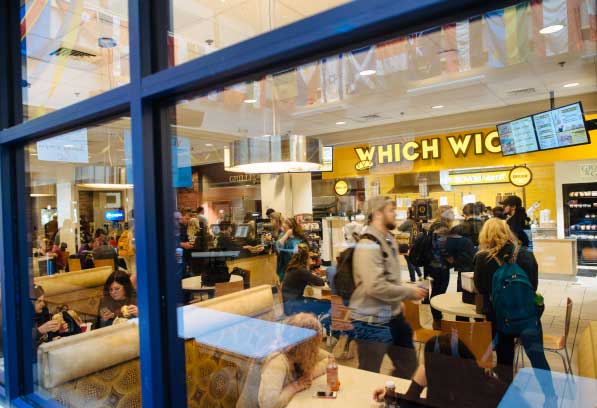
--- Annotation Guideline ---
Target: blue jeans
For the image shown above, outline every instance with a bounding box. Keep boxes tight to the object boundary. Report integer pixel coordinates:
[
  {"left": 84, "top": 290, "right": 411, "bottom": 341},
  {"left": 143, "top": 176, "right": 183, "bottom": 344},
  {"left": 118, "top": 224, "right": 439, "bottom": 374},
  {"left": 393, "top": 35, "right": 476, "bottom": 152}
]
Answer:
[{"left": 352, "top": 314, "right": 418, "bottom": 379}]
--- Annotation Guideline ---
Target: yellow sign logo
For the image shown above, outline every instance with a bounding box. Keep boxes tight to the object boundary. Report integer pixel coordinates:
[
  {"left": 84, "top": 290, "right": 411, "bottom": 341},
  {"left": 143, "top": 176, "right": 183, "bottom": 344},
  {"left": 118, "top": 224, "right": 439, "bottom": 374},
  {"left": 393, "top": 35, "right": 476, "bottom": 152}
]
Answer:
[
  {"left": 334, "top": 180, "right": 349, "bottom": 196},
  {"left": 509, "top": 166, "right": 532, "bottom": 187}
]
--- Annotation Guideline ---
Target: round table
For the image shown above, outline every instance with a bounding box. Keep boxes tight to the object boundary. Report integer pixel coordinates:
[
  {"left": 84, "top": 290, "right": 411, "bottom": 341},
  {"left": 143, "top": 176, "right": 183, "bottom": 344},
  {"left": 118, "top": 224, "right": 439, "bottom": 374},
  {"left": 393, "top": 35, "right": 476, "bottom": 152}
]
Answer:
[
  {"left": 430, "top": 292, "right": 486, "bottom": 319},
  {"left": 181, "top": 274, "right": 243, "bottom": 290}
]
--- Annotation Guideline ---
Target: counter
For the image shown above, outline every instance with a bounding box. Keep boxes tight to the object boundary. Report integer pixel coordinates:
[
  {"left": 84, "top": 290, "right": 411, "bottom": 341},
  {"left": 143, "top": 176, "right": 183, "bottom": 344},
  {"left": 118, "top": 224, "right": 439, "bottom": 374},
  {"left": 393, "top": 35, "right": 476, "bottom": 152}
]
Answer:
[
  {"left": 226, "top": 253, "right": 278, "bottom": 287},
  {"left": 532, "top": 238, "right": 578, "bottom": 278}
]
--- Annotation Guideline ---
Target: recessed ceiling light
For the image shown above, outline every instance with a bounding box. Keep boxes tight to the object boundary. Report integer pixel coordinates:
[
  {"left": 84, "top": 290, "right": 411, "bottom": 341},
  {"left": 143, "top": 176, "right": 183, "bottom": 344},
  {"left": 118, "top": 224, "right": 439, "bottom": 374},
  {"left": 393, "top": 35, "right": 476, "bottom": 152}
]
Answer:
[
  {"left": 539, "top": 25, "right": 564, "bottom": 35},
  {"left": 563, "top": 82, "right": 579, "bottom": 88},
  {"left": 431, "top": 105, "right": 444, "bottom": 109},
  {"left": 243, "top": 99, "right": 257, "bottom": 104},
  {"left": 336, "top": 121, "right": 346, "bottom": 125},
  {"left": 30, "top": 153, "right": 38, "bottom": 156},
  {"left": 205, "top": 143, "right": 214, "bottom": 147},
  {"left": 359, "top": 69, "right": 376, "bottom": 76},
  {"left": 64, "top": 144, "right": 74, "bottom": 148}
]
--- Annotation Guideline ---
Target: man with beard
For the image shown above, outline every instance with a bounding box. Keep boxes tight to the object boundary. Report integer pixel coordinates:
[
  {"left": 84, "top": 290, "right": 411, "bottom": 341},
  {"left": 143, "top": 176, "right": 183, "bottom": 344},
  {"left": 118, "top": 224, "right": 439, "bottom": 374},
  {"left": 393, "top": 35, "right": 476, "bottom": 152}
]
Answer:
[{"left": 350, "top": 196, "right": 427, "bottom": 378}]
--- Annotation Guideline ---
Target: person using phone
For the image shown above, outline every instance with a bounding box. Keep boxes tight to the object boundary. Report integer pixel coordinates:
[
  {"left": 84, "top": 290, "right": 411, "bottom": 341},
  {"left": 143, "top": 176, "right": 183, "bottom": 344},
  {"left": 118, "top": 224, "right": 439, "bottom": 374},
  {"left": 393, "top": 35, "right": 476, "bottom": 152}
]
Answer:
[
  {"left": 237, "top": 313, "right": 329, "bottom": 408},
  {"left": 97, "top": 271, "right": 138, "bottom": 328}
]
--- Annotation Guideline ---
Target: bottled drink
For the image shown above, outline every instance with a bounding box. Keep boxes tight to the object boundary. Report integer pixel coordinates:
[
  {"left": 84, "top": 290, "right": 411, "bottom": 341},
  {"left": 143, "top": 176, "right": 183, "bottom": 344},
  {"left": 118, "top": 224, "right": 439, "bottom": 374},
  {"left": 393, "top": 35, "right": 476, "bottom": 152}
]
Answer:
[
  {"left": 384, "top": 381, "right": 397, "bottom": 408},
  {"left": 326, "top": 355, "right": 340, "bottom": 391}
]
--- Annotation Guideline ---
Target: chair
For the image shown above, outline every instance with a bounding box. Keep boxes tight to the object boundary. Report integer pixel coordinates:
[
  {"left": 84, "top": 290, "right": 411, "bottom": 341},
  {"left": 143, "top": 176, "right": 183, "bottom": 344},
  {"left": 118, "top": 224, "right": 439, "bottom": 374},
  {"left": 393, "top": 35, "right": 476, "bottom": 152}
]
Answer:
[
  {"left": 93, "top": 259, "right": 115, "bottom": 270},
  {"left": 441, "top": 320, "right": 494, "bottom": 369},
  {"left": 403, "top": 300, "right": 441, "bottom": 357},
  {"left": 330, "top": 295, "right": 353, "bottom": 332},
  {"left": 68, "top": 257, "right": 82, "bottom": 272},
  {"left": 214, "top": 280, "right": 244, "bottom": 297},
  {"left": 544, "top": 298, "right": 574, "bottom": 374}
]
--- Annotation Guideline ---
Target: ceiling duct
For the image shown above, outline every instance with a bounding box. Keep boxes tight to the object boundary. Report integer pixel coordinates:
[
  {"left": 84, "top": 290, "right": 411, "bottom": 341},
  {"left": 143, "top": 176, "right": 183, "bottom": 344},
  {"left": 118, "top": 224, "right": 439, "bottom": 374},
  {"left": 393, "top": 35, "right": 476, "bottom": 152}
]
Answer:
[
  {"left": 75, "top": 166, "right": 132, "bottom": 189},
  {"left": 30, "top": 184, "right": 56, "bottom": 197}
]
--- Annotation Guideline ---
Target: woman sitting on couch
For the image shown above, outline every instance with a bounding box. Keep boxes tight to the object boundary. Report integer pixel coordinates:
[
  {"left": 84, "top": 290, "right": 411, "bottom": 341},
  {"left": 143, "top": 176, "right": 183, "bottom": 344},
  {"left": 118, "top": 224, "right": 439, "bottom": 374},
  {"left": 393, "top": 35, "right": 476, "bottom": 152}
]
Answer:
[{"left": 97, "top": 271, "right": 138, "bottom": 328}]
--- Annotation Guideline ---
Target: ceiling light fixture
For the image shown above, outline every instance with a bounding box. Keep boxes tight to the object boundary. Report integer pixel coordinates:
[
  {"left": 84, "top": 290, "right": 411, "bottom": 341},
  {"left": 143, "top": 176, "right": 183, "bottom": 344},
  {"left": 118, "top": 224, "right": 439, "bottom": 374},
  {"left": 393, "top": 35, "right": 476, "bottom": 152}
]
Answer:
[
  {"left": 243, "top": 99, "right": 257, "bottom": 104},
  {"left": 432, "top": 105, "right": 445, "bottom": 109},
  {"left": 336, "top": 121, "right": 346, "bottom": 125},
  {"left": 205, "top": 143, "right": 214, "bottom": 147},
  {"left": 563, "top": 82, "right": 579, "bottom": 88},
  {"left": 539, "top": 24, "right": 564, "bottom": 35},
  {"left": 64, "top": 144, "right": 74, "bottom": 148},
  {"left": 359, "top": 69, "right": 377, "bottom": 76}
]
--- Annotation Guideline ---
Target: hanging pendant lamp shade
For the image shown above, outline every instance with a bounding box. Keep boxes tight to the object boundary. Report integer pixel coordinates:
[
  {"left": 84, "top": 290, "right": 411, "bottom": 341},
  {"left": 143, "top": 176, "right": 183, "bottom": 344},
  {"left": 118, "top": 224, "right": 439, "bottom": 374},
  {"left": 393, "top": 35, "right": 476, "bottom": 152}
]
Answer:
[{"left": 224, "top": 134, "right": 322, "bottom": 173}]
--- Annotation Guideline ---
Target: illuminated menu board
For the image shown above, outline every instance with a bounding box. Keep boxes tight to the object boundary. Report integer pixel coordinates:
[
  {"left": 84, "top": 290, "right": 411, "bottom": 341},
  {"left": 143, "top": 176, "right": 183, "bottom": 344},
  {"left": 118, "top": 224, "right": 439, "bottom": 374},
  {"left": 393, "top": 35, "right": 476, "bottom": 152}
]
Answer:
[
  {"left": 533, "top": 102, "right": 589, "bottom": 150},
  {"left": 497, "top": 116, "right": 540, "bottom": 156}
]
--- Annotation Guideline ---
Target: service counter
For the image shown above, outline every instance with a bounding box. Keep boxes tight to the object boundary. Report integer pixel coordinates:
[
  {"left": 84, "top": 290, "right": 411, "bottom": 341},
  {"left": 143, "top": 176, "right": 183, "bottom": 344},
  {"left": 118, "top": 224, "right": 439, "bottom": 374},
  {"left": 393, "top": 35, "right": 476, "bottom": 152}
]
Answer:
[
  {"left": 226, "top": 253, "right": 278, "bottom": 287},
  {"left": 532, "top": 238, "right": 578, "bottom": 278}
]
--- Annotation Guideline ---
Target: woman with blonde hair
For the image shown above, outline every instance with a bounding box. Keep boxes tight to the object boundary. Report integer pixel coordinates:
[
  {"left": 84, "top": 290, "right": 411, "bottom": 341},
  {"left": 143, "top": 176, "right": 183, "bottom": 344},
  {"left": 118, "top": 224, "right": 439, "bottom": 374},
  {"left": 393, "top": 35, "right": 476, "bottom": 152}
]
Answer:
[
  {"left": 474, "top": 218, "right": 553, "bottom": 396},
  {"left": 238, "top": 313, "right": 329, "bottom": 408}
]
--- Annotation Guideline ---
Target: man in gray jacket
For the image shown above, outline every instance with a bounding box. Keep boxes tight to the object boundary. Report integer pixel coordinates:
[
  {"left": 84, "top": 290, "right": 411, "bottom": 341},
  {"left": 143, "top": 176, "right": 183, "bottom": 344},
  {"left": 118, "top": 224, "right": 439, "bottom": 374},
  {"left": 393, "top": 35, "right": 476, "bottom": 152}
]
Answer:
[{"left": 350, "top": 196, "right": 427, "bottom": 378}]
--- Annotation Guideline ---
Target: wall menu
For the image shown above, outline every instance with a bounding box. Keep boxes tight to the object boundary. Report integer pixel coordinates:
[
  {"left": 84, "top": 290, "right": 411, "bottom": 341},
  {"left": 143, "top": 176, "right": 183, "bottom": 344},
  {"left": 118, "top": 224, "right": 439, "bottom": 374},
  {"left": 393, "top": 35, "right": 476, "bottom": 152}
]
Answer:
[
  {"left": 497, "top": 116, "right": 539, "bottom": 156},
  {"left": 533, "top": 103, "right": 589, "bottom": 150}
]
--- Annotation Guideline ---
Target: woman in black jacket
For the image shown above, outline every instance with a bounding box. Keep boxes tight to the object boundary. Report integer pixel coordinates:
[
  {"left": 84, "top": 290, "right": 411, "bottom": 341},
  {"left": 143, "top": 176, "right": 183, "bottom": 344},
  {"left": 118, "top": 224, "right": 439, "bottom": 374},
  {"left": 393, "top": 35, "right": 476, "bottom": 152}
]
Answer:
[
  {"left": 474, "top": 218, "right": 554, "bottom": 400},
  {"left": 282, "top": 243, "right": 325, "bottom": 316}
]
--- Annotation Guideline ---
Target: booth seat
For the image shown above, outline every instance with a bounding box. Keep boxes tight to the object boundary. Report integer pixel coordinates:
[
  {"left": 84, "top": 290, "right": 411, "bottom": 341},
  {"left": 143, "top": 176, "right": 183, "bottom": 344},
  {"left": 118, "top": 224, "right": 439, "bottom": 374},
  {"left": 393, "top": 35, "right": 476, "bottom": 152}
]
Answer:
[
  {"left": 37, "top": 285, "right": 275, "bottom": 408},
  {"left": 33, "top": 266, "right": 113, "bottom": 321},
  {"left": 578, "top": 321, "right": 597, "bottom": 379}
]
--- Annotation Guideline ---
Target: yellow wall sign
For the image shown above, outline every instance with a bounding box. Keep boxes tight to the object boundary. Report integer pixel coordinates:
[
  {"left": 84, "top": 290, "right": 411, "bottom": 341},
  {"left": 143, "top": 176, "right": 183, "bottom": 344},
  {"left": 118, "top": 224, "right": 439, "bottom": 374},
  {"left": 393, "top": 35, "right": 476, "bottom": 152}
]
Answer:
[
  {"left": 509, "top": 166, "right": 532, "bottom": 187},
  {"left": 448, "top": 170, "right": 510, "bottom": 186},
  {"left": 354, "top": 131, "right": 501, "bottom": 170},
  {"left": 334, "top": 180, "right": 349, "bottom": 196}
]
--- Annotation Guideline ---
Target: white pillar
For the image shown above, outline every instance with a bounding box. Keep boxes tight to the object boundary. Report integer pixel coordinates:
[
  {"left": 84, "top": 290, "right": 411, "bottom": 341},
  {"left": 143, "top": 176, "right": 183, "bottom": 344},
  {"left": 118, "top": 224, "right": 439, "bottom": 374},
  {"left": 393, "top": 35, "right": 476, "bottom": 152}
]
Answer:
[
  {"left": 55, "top": 167, "right": 77, "bottom": 251},
  {"left": 260, "top": 173, "right": 313, "bottom": 217}
]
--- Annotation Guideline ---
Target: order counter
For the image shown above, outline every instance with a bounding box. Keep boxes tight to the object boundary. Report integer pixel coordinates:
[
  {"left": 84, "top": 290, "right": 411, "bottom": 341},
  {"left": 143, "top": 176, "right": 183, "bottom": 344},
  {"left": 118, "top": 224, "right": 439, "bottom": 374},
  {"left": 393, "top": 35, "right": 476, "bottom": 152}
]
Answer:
[
  {"left": 532, "top": 238, "right": 578, "bottom": 278},
  {"left": 226, "top": 253, "right": 278, "bottom": 287}
]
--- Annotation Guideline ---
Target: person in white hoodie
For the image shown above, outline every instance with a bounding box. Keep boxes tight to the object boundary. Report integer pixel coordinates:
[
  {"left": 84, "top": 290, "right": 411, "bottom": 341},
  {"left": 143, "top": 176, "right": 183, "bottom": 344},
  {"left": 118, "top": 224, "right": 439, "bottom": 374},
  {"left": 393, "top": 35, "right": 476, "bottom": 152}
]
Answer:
[{"left": 350, "top": 196, "right": 427, "bottom": 378}]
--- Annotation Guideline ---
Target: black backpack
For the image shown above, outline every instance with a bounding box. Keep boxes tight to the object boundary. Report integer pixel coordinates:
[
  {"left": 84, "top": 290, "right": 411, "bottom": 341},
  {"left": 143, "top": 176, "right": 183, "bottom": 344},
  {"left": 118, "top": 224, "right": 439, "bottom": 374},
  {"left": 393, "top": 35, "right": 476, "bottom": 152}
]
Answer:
[
  {"left": 411, "top": 230, "right": 433, "bottom": 267},
  {"left": 334, "top": 233, "right": 387, "bottom": 302}
]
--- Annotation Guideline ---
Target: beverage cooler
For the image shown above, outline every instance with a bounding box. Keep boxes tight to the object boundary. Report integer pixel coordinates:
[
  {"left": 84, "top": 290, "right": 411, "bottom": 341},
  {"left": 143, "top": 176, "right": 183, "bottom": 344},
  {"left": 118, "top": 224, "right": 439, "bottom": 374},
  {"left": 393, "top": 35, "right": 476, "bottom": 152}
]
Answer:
[{"left": 564, "top": 182, "right": 597, "bottom": 266}]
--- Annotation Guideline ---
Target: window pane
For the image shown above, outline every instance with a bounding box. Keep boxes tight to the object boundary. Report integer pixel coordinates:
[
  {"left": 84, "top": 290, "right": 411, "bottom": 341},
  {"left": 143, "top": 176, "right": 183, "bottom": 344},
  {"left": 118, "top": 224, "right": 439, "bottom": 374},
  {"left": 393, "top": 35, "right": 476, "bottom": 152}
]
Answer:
[
  {"left": 21, "top": 1, "right": 129, "bottom": 121},
  {"left": 25, "top": 117, "right": 141, "bottom": 406},
  {"left": 167, "top": 1, "right": 596, "bottom": 407},
  {"left": 168, "top": 0, "right": 352, "bottom": 67}
]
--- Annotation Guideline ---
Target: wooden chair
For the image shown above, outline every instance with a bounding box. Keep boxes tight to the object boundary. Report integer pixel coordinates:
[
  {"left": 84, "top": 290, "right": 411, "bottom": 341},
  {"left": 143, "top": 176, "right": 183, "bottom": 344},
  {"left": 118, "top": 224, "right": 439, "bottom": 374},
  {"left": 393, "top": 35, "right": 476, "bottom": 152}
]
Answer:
[
  {"left": 214, "top": 280, "right": 244, "bottom": 297},
  {"left": 68, "top": 257, "right": 82, "bottom": 272},
  {"left": 93, "top": 259, "right": 115, "bottom": 270},
  {"left": 441, "top": 320, "right": 494, "bottom": 369},
  {"left": 330, "top": 295, "right": 353, "bottom": 332},
  {"left": 403, "top": 300, "right": 441, "bottom": 357},
  {"left": 544, "top": 297, "right": 573, "bottom": 373}
]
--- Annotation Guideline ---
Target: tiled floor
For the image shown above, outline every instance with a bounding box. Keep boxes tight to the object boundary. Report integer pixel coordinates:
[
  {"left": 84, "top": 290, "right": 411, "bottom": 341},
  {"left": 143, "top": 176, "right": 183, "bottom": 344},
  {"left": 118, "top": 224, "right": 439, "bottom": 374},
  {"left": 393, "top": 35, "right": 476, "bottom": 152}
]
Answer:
[{"left": 328, "top": 270, "right": 597, "bottom": 376}]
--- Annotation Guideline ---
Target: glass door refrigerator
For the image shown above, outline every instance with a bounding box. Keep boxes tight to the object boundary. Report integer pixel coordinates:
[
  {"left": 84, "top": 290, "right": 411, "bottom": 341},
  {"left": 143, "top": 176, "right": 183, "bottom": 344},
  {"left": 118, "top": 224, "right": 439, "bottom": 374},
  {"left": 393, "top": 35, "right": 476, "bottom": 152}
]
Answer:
[{"left": 563, "top": 182, "right": 597, "bottom": 268}]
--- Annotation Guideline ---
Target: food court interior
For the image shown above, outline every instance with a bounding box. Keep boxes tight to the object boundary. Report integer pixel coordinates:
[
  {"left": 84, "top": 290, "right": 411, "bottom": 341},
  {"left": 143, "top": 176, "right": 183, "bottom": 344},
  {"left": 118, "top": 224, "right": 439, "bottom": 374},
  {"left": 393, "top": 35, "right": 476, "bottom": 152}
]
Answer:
[{"left": 15, "top": 0, "right": 597, "bottom": 407}]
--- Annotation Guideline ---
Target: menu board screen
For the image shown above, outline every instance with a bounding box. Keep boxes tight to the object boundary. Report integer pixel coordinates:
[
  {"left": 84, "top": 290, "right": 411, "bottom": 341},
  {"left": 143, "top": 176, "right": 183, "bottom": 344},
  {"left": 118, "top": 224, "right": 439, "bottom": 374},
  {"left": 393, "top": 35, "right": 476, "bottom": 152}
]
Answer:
[
  {"left": 532, "top": 102, "right": 589, "bottom": 150},
  {"left": 497, "top": 116, "right": 540, "bottom": 156}
]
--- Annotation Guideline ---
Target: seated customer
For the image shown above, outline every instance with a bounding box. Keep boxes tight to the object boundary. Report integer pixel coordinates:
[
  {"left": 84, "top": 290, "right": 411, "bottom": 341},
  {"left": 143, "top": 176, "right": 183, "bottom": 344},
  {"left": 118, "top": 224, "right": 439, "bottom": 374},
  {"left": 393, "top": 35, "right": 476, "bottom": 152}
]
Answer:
[
  {"left": 97, "top": 271, "right": 138, "bottom": 328},
  {"left": 282, "top": 243, "right": 325, "bottom": 316},
  {"left": 239, "top": 313, "right": 329, "bottom": 408},
  {"left": 372, "top": 334, "right": 508, "bottom": 408},
  {"left": 32, "top": 285, "right": 67, "bottom": 346},
  {"left": 93, "top": 236, "right": 117, "bottom": 259}
]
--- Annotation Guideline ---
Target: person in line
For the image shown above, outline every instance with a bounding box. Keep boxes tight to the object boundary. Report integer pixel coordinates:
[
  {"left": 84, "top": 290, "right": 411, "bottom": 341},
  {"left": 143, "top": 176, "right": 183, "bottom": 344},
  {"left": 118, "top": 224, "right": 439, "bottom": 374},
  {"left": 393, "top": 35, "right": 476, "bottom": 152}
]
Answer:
[
  {"left": 492, "top": 206, "right": 507, "bottom": 220},
  {"left": 196, "top": 206, "right": 208, "bottom": 228},
  {"left": 425, "top": 224, "right": 452, "bottom": 329},
  {"left": 32, "top": 285, "right": 67, "bottom": 347},
  {"left": 398, "top": 209, "right": 422, "bottom": 282},
  {"left": 451, "top": 203, "right": 484, "bottom": 249},
  {"left": 350, "top": 196, "right": 427, "bottom": 378},
  {"left": 97, "top": 271, "right": 138, "bottom": 328},
  {"left": 238, "top": 313, "right": 329, "bottom": 408},
  {"left": 282, "top": 243, "right": 325, "bottom": 316},
  {"left": 429, "top": 205, "right": 454, "bottom": 233},
  {"left": 372, "top": 334, "right": 509, "bottom": 408},
  {"left": 215, "top": 222, "right": 243, "bottom": 252},
  {"left": 215, "top": 209, "right": 227, "bottom": 225},
  {"left": 179, "top": 208, "right": 192, "bottom": 244},
  {"left": 276, "top": 218, "right": 306, "bottom": 282},
  {"left": 474, "top": 218, "right": 553, "bottom": 391},
  {"left": 500, "top": 195, "right": 530, "bottom": 247}
]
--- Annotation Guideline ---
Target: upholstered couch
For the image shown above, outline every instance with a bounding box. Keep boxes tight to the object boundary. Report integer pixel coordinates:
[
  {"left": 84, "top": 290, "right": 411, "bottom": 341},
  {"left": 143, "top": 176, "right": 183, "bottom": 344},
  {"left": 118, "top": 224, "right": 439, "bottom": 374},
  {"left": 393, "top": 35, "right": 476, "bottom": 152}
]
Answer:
[
  {"left": 37, "top": 285, "right": 275, "bottom": 408},
  {"left": 33, "top": 266, "right": 113, "bottom": 322},
  {"left": 578, "top": 321, "right": 597, "bottom": 379}
]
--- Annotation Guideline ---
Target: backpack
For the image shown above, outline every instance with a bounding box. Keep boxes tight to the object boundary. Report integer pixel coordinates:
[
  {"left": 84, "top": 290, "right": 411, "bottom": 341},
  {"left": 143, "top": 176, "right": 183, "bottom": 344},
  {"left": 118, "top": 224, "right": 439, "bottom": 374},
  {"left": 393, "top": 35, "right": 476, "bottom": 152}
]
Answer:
[
  {"left": 491, "top": 249, "right": 538, "bottom": 335},
  {"left": 334, "top": 233, "right": 386, "bottom": 302},
  {"left": 410, "top": 230, "right": 433, "bottom": 267}
]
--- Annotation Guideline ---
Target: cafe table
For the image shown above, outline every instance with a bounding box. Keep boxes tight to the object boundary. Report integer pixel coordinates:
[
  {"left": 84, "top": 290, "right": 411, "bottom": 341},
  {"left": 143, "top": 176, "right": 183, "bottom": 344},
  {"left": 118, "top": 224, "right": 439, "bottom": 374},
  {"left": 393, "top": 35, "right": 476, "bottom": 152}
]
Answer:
[
  {"left": 181, "top": 274, "right": 243, "bottom": 291},
  {"left": 288, "top": 365, "right": 419, "bottom": 407},
  {"left": 429, "top": 292, "right": 486, "bottom": 319}
]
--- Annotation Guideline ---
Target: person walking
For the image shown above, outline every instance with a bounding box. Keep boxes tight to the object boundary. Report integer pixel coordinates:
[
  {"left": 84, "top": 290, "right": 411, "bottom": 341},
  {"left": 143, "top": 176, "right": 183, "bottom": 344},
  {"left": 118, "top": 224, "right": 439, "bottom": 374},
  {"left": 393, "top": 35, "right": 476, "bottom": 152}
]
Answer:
[
  {"left": 350, "top": 196, "right": 427, "bottom": 379},
  {"left": 474, "top": 218, "right": 555, "bottom": 400}
]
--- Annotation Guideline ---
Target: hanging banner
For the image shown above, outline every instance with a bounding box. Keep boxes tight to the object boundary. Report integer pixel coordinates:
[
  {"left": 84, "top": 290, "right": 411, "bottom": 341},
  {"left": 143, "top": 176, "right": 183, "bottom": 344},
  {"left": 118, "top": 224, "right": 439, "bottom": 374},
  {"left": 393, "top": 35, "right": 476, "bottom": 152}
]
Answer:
[{"left": 172, "top": 136, "right": 192, "bottom": 188}]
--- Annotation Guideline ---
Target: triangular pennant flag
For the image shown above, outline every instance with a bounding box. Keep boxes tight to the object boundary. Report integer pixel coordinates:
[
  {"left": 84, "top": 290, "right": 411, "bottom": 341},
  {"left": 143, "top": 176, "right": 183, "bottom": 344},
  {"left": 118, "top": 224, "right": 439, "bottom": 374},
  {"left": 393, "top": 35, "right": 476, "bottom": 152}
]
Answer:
[
  {"left": 321, "top": 55, "right": 343, "bottom": 103},
  {"left": 296, "top": 62, "right": 322, "bottom": 106}
]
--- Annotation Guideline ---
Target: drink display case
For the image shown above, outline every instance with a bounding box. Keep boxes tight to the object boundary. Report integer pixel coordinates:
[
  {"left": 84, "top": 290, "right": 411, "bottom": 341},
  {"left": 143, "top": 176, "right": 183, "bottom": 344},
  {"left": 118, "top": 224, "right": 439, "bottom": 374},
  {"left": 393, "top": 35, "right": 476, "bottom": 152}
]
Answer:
[{"left": 563, "top": 182, "right": 597, "bottom": 266}]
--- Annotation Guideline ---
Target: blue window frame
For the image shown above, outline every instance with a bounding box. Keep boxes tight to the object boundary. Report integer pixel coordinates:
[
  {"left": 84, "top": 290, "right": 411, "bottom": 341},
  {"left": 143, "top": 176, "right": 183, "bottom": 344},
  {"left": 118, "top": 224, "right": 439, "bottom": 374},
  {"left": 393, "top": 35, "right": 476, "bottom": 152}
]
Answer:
[{"left": 0, "top": 0, "right": 520, "bottom": 406}]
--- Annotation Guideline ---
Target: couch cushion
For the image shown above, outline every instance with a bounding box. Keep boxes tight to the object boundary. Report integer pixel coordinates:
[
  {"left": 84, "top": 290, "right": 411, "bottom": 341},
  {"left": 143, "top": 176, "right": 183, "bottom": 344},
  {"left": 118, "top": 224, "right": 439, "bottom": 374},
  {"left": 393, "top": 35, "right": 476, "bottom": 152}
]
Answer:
[
  {"left": 38, "top": 321, "right": 140, "bottom": 389},
  {"left": 34, "top": 266, "right": 113, "bottom": 297},
  {"left": 196, "top": 285, "right": 274, "bottom": 319}
]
